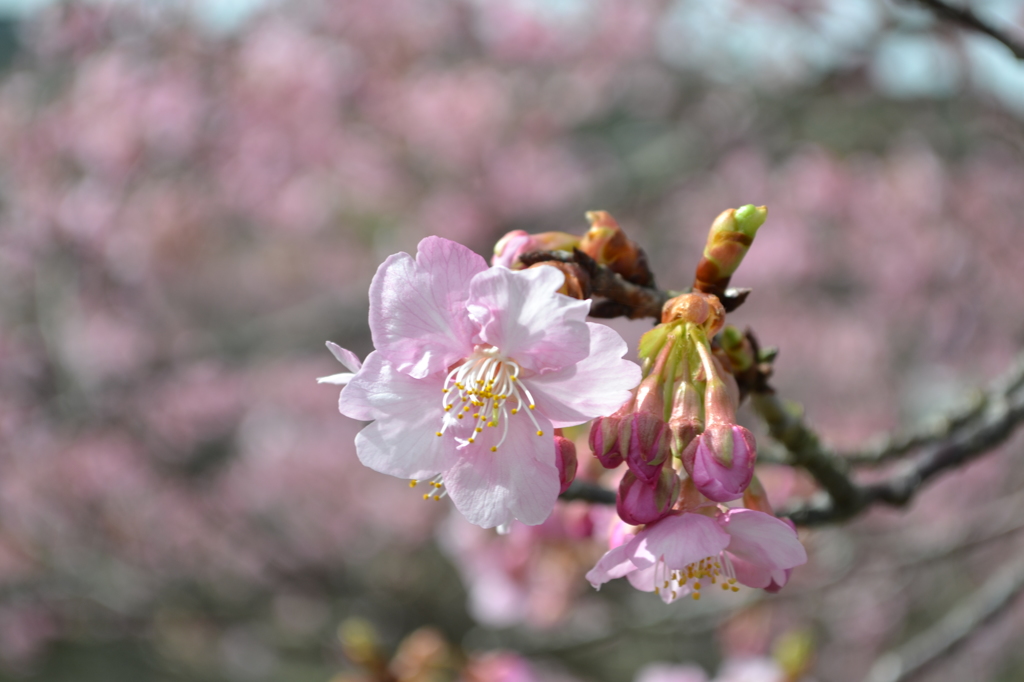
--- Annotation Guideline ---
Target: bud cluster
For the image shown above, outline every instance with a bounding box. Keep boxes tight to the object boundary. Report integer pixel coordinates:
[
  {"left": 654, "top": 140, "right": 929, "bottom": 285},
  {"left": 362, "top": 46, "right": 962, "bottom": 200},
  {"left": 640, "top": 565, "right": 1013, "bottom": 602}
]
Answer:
[{"left": 491, "top": 210, "right": 655, "bottom": 299}]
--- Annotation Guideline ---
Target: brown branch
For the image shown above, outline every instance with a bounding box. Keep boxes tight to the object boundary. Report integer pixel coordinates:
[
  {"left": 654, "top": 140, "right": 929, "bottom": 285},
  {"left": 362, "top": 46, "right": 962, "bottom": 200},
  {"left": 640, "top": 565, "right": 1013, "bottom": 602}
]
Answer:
[
  {"left": 864, "top": 547, "right": 1024, "bottom": 682},
  {"left": 519, "top": 249, "right": 672, "bottom": 320},
  {"left": 847, "top": 356, "right": 1024, "bottom": 466},
  {"left": 757, "top": 355, "right": 1024, "bottom": 526},
  {"left": 909, "top": 0, "right": 1024, "bottom": 60}
]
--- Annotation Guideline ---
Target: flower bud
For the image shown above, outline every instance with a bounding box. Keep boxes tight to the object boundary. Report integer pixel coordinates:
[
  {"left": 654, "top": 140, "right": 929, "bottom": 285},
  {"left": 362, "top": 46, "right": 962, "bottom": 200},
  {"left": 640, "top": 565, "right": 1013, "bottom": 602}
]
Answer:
[
  {"left": 616, "top": 468, "right": 679, "bottom": 526},
  {"left": 719, "top": 325, "right": 755, "bottom": 373},
  {"left": 589, "top": 401, "right": 631, "bottom": 469},
  {"left": 579, "top": 210, "right": 654, "bottom": 286},
  {"left": 492, "top": 230, "right": 580, "bottom": 269},
  {"left": 623, "top": 372, "right": 670, "bottom": 484},
  {"left": 660, "top": 293, "right": 725, "bottom": 337},
  {"left": 528, "top": 261, "right": 591, "bottom": 300},
  {"left": 693, "top": 204, "right": 767, "bottom": 296},
  {"left": 668, "top": 374, "right": 704, "bottom": 458},
  {"left": 554, "top": 435, "right": 578, "bottom": 494},
  {"left": 680, "top": 424, "right": 757, "bottom": 502}
]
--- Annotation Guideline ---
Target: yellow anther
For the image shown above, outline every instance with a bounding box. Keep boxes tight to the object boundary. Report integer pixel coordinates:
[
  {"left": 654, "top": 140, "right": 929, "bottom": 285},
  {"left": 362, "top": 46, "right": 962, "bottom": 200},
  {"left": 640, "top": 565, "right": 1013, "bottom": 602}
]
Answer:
[
  {"left": 528, "top": 404, "right": 535, "bottom": 410},
  {"left": 692, "top": 592, "right": 700, "bottom": 601},
  {"left": 445, "top": 405, "right": 452, "bottom": 411},
  {"left": 536, "top": 430, "right": 544, "bottom": 436},
  {"left": 457, "top": 414, "right": 464, "bottom": 420},
  {"left": 475, "top": 427, "right": 483, "bottom": 433},
  {"left": 693, "top": 582, "right": 701, "bottom": 590},
  {"left": 721, "top": 583, "right": 729, "bottom": 591},
  {"left": 423, "top": 493, "right": 430, "bottom": 500},
  {"left": 433, "top": 495, "right": 441, "bottom": 501},
  {"left": 731, "top": 586, "right": 740, "bottom": 592},
  {"left": 490, "top": 446, "right": 498, "bottom": 452},
  {"left": 409, "top": 480, "right": 418, "bottom": 487},
  {"left": 511, "top": 408, "right": 518, "bottom": 414},
  {"left": 663, "top": 581, "right": 670, "bottom": 589},
  {"left": 488, "top": 422, "right": 497, "bottom": 427},
  {"left": 436, "top": 432, "right": 442, "bottom": 437},
  {"left": 468, "top": 438, "right": 475, "bottom": 443},
  {"left": 654, "top": 586, "right": 660, "bottom": 595}
]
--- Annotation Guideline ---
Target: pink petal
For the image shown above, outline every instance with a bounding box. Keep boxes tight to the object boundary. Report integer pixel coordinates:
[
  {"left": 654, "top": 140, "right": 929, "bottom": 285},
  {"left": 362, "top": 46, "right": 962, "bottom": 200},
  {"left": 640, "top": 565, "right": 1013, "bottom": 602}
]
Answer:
[
  {"left": 339, "top": 351, "right": 443, "bottom": 422},
  {"left": 353, "top": 410, "right": 457, "bottom": 481},
  {"left": 326, "top": 341, "right": 362, "bottom": 372},
  {"left": 586, "top": 535, "right": 644, "bottom": 588},
  {"left": 625, "top": 563, "right": 659, "bottom": 592},
  {"left": 443, "top": 414, "right": 559, "bottom": 529},
  {"left": 526, "top": 323, "right": 641, "bottom": 427},
  {"left": 638, "top": 513, "right": 731, "bottom": 570},
  {"left": 719, "top": 509, "right": 807, "bottom": 572},
  {"left": 728, "top": 554, "right": 773, "bottom": 590},
  {"left": 467, "top": 265, "right": 590, "bottom": 374},
  {"left": 635, "top": 664, "right": 709, "bottom": 682},
  {"left": 369, "top": 236, "right": 487, "bottom": 379}
]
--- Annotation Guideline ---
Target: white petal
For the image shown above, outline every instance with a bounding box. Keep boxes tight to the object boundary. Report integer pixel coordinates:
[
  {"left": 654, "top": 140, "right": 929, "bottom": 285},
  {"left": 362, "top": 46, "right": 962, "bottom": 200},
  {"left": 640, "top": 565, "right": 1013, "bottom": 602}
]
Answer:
[
  {"left": 369, "top": 237, "right": 486, "bottom": 379},
  {"left": 527, "top": 322, "right": 641, "bottom": 427},
  {"left": 467, "top": 265, "right": 591, "bottom": 374},
  {"left": 443, "top": 413, "right": 559, "bottom": 529},
  {"left": 339, "top": 351, "right": 443, "bottom": 422},
  {"left": 317, "top": 372, "right": 355, "bottom": 385},
  {"left": 354, "top": 412, "right": 457, "bottom": 480},
  {"left": 326, "top": 341, "right": 362, "bottom": 372}
]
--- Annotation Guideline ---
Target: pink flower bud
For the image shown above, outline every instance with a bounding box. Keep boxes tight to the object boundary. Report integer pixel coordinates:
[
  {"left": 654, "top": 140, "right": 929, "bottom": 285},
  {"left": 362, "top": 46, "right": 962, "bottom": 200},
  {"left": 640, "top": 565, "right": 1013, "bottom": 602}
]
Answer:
[
  {"left": 668, "top": 375, "right": 703, "bottom": 458},
  {"left": 589, "top": 413, "right": 625, "bottom": 469},
  {"left": 492, "top": 230, "right": 580, "bottom": 269},
  {"left": 616, "top": 468, "right": 679, "bottom": 526},
  {"left": 554, "top": 435, "right": 577, "bottom": 494},
  {"left": 680, "top": 424, "right": 756, "bottom": 502},
  {"left": 624, "top": 412, "right": 669, "bottom": 484}
]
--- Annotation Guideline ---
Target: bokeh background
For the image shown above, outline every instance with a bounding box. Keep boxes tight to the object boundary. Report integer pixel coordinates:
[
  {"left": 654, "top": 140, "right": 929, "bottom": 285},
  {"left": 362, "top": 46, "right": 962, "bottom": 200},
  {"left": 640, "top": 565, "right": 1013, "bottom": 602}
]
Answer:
[{"left": 2, "top": 1, "right": 1024, "bottom": 680}]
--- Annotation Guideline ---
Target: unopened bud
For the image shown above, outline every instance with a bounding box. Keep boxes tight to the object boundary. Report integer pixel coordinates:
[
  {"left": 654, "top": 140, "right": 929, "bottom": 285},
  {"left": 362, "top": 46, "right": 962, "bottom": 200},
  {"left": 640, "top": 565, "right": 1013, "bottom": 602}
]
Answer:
[
  {"left": 669, "top": 375, "right": 704, "bottom": 458},
  {"left": 529, "top": 261, "right": 590, "bottom": 299},
  {"left": 579, "top": 210, "right": 654, "bottom": 286},
  {"left": 720, "top": 325, "right": 755, "bottom": 373},
  {"left": 492, "top": 230, "right": 580, "bottom": 269},
  {"left": 680, "top": 424, "right": 757, "bottom": 502},
  {"left": 693, "top": 204, "right": 767, "bottom": 296},
  {"left": 554, "top": 435, "right": 578, "bottom": 494},
  {"left": 623, "top": 372, "right": 670, "bottom": 483},
  {"left": 616, "top": 468, "right": 679, "bottom": 525},
  {"left": 589, "top": 401, "right": 631, "bottom": 469},
  {"left": 661, "top": 292, "right": 726, "bottom": 336}
]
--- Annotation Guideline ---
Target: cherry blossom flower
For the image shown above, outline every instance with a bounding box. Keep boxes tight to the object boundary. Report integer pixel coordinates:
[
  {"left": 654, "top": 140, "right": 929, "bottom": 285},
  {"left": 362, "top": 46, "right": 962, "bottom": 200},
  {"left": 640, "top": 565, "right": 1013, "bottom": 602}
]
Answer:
[
  {"left": 586, "top": 508, "right": 806, "bottom": 604},
  {"left": 330, "top": 236, "right": 640, "bottom": 529}
]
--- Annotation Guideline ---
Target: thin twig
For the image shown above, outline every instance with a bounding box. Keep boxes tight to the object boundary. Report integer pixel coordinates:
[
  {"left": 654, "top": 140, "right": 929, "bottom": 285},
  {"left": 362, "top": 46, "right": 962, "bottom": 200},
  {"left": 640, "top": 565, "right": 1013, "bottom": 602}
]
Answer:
[
  {"left": 908, "top": 0, "right": 1024, "bottom": 60},
  {"left": 764, "top": 359, "right": 1024, "bottom": 526},
  {"left": 846, "top": 355, "right": 1024, "bottom": 466},
  {"left": 864, "top": 547, "right": 1024, "bottom": 682}
]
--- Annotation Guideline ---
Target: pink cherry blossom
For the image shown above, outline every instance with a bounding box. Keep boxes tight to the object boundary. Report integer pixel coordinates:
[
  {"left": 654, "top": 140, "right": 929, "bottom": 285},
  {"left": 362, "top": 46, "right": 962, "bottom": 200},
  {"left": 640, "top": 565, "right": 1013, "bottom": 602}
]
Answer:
[
  {"left": 585, "top": 508, "right": 806, "bottom": 603},
  {"left": 331, "top": 236, "right": 640, "bottom": 529}
]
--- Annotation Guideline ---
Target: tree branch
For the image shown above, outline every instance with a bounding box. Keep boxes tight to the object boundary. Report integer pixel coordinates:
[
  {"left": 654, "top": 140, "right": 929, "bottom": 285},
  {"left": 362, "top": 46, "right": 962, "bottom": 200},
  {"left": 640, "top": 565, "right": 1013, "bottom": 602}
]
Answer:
[
  {"left": 846, "top": 355, "right": 1024, "bottom": 466},
  {"left": 864, "top": 547, "right": 1024, "bottom": 682},
  {"left": 908, "top": 0, "right": 1024, "bottom": 60},
  {"left": 519, "top": 249, "right": 672, "bottom": 320},
  {"left": 758, "top": 354, "right": 1024, "bottom": 526}
]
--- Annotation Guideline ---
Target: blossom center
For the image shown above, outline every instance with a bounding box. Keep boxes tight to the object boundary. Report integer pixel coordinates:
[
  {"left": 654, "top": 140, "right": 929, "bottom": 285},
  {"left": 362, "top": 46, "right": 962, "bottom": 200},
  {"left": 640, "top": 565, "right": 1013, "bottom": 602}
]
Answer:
[
  {"left": 653, "top": 553, "right": 739, "bottom": 603},
  {"left": 435, "top": 346, "right": 544, "bottom": 450}
]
